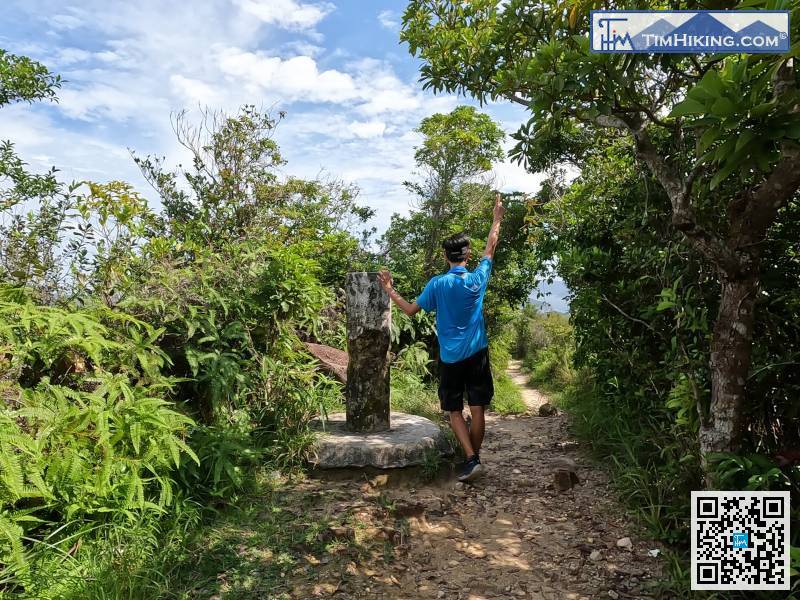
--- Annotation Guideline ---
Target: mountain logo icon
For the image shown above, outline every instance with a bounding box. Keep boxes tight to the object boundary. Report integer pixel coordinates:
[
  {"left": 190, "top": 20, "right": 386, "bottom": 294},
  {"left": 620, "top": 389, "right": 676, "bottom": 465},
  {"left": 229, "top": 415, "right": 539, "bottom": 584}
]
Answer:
[{"left": 591, "top": 10, "right": 790, "bottom": 54}]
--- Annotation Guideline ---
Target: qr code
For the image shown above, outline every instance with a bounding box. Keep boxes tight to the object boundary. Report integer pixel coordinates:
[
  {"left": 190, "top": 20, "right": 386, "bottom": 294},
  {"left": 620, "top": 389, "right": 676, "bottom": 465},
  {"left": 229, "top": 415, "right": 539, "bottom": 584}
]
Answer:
[{"left": 691, "top": 491, "right": 790, "bottom": 590}]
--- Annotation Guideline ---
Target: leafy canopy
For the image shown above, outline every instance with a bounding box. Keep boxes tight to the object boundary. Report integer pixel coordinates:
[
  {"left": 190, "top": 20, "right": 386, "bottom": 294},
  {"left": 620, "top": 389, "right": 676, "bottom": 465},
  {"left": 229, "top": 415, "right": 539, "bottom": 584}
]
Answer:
[
  {"left": 401, "top": 0, "right": 800, "bottom": 190},
  {"left": 0, "top": 49, "right": 60, "bottom": 107},
  {"left": 414, "top": 105, "right": 505, "bottom": 180}
]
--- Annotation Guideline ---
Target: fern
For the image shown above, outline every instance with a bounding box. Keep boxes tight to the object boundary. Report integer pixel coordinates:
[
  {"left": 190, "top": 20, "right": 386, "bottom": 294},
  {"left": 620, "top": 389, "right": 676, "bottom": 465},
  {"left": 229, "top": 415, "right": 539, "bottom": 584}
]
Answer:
[
  {"left": 0, "top": 511, "right": 26, "bottom": 576},
  {"left": 0, "top": 448, "right": 25, "bottom": 500}
]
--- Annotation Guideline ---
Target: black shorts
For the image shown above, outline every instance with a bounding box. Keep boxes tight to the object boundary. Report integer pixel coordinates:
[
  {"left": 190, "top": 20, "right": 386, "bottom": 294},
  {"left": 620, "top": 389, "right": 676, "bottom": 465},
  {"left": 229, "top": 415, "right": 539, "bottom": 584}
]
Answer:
[{"left": 438, "top": 347, "right": 494, "bottom": 412}]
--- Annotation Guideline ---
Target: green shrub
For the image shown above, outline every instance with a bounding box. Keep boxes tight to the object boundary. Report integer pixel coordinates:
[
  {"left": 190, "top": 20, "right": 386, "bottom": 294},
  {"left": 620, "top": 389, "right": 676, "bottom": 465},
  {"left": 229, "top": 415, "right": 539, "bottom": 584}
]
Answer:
[
  {"left": 0, "top": 83, "right": 377, "bottom": 595},
  {"left": 512, "top": 305, "right": 575, "bottom": 391},
  {"left": 117, "top": 245, "right": 336, "bottom": 497},
  {"left": 0, "top": 286, "right": 196, "bottom": 588},
  {"left": 390, "top": 343, "right": 440, "bottom": 422}
]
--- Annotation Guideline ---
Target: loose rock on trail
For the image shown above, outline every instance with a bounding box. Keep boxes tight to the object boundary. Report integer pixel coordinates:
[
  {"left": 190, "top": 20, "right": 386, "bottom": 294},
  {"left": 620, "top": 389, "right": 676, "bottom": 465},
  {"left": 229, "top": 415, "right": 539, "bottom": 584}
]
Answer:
[{"left": 285, "top": 360, "right": 663, "bottom": 599}]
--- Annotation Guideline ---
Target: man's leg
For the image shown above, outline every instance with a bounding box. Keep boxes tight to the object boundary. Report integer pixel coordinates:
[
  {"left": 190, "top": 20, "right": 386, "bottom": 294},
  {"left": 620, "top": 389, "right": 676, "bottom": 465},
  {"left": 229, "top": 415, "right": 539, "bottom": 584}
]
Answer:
[
  {"left": 449, "top": 410, "right": 476, "bottom": 458},
  {"left": 441, "top": 358, "right": 484, "bottom": 481},
  {"left": 465, "top": 348, "right": 493, "bottom": 460},
  {"left": 468, "top": 405, "right": 485, "bottom": 455}
]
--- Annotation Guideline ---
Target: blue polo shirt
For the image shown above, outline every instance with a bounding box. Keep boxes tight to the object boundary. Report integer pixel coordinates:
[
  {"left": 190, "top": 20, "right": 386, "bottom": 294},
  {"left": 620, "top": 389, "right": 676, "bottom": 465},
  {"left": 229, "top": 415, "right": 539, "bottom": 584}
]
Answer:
[{"left": 415, "top": 257, "right": 492, "bottom": 364}]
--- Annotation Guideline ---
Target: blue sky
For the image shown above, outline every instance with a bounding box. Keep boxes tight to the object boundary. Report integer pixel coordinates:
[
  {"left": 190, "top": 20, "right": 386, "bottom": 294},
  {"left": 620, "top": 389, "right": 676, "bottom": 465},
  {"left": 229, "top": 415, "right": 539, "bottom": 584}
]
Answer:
[{"left": 1, "top": 0, "right": 569, "bottom": 311}]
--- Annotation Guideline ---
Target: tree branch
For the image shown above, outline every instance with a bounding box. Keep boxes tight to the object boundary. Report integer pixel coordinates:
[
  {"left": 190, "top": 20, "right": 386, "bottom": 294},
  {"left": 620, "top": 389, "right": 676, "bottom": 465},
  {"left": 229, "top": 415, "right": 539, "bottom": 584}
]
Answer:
[
  {"left": 508, "top": 93, "right": 530, "bottom": 107},
  {"left": 684, "top": 160, "right": 706, "bottom": 200},
  {"left": 628, "top": 126, "right": 741, "bottom": 277},
  {"left": 734, "top": 59, "right": 800, "bottom": 250},
  {"left": 576, "top": 109, "right": 738, "bottom": 274},
  {"left": 601, "top": 294, "right": 656, "bottom": 332},
  {"left": 741, "top": 143, "right": 800, "bottom": 246}
]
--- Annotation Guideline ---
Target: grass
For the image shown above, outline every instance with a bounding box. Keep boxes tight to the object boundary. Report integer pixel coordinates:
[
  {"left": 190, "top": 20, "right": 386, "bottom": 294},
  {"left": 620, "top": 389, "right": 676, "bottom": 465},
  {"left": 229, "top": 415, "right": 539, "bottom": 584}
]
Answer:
[
  {"left": 491, "top": 372, "right": 526, "bottom": 414},
  {"left": 521, "top": 348, "right": 799, "bottom": 598},
  {"left": 44, "top": 470, "right": 404, "bottom": 600},
  {"left": 390, "top": 370, "right": 441, "bottom": 423},
  {"left": 11, "top": 503, "right": 204, "bottom": 600},
  {"left": 547, "top": 378, "right": 715, "bottom": 597},
  {"left": 554, "top": 379, "right": 699, "bottom": 542},
  {"left": 420, "top": 447, "right": 444, "bottom": 481},
  {"left": 10, "top": 465, "right": 407, "bottom": 600}
]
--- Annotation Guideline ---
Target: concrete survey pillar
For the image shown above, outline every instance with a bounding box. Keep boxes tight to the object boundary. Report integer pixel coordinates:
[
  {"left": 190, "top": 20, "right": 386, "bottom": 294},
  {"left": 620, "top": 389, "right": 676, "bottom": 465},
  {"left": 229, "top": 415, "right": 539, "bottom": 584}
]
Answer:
[{"left": 344, "top": 272, "right": 391, "bottom": 432}]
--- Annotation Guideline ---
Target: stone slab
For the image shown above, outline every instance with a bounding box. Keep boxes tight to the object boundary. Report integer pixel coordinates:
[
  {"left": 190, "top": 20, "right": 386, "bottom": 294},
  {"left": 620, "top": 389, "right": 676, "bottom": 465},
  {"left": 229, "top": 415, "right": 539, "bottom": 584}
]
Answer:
[
  {"left": 305, "top": 342, "right": 348, "bottom": 383},
  {"left": 310, "top": 412, "right": 452, "bottom": 469}
]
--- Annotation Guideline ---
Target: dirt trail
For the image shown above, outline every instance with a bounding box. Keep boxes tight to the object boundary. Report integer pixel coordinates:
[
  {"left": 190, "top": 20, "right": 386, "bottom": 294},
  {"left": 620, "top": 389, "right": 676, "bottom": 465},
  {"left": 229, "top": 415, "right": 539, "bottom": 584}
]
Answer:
[{"left": 289, "top": 360, "right": 663, "bottom": 599}]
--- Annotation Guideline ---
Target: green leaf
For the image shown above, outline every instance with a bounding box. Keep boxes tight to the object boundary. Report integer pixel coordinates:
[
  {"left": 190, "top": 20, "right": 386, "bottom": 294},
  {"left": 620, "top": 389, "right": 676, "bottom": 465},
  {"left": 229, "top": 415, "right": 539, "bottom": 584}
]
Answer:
[
  {"left": 699, "top": 69, "right": 725, "bottom": 96},
  {"left": 698, "top": 127, "right": 720, "bottom": 153},
  {"left": 656, "top": 299, "right": 675, "bottom": 311},
  {"left": 710, "top": 97, "right": 738, "bottom": 118},
  {"left": 669, "top": 98, "right": 706, "bottom": 118},
  {"left": 785, "top": 122, "right": 800, "bottom": 139},
  {"left": 755, "top": 150, "right": 774, "bottom": 171},
  {"left": 687, "top": 85, "right": 715, "bottom": 103},
  {"left": 735, "top": 130, "right": 755, "bottom": 152},
  {"left": 710, "top": 161, "right": 738, "bottom": 190},
  {"left": 714, "top": 138, "right": 736, "bottom": 162}
]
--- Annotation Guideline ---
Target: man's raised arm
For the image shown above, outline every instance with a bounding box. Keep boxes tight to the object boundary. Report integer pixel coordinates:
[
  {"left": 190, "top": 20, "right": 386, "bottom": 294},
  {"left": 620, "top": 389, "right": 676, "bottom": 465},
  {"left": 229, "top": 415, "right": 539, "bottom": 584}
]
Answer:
[
  {"left": 484, "top": 192, "right": 506, "bottom": 261},
  {"left": 378, "top": 270, "right": 421, "bottom": 316}
]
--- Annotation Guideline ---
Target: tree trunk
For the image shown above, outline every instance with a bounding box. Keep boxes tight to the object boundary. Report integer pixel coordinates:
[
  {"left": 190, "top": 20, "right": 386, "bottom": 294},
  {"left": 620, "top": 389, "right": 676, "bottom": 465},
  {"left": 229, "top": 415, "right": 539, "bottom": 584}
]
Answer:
[
  {"left": 422, "top": 206, "right": 445, "bottom": 280},
  {"left": 700, "top": 275, "right": 758, "bottom": 483}
]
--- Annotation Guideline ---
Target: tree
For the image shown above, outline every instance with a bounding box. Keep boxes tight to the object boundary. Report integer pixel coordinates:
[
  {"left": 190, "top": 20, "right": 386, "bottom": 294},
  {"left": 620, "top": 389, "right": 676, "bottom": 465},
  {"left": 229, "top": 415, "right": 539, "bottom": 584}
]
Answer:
[
  {"left": 405, "top": 105, "right": 505, "bottom": 279},
  {"left": 134, "top": 107, "right": 373, "bottom": 264},
  {"left": 402, "top": 0, "right": 800, "bottom": 482},
  {"left": 383, "top": 107, "right": 537, "bottom": 319},
  {"left": 0, "top": 50, "right": 65, "bottom": 300},
  {"left": 0, "top": 50, "right": 61, "bottom": 202}
]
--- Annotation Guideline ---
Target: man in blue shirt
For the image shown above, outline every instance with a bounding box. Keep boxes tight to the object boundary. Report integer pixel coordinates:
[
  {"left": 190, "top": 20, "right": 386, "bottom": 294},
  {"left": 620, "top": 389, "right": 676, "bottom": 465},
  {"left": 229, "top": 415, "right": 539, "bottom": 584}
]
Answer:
[{"left": 378, "top": 193, "right": 506, "bottom": 482}]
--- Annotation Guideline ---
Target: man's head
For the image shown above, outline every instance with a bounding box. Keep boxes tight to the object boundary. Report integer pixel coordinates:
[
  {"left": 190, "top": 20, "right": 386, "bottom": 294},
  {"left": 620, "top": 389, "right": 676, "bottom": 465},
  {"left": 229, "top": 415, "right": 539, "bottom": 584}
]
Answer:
[{"left": 442, "top": 232, "right": 471, "bottom": 265}]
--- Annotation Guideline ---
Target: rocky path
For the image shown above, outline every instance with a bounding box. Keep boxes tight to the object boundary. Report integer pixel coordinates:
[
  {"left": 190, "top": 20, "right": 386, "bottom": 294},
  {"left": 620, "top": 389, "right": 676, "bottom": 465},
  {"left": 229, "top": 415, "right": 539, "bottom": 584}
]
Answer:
[{"left": 287, "top": 361, "right": 663, "bottom": 599}]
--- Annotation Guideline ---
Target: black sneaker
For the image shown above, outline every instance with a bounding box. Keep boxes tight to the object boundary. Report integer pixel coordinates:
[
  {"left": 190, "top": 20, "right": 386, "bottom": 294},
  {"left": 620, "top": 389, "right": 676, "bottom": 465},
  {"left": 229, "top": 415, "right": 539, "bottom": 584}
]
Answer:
[{"left": 457, "top": 455, "right": 485, "bottom": 482}]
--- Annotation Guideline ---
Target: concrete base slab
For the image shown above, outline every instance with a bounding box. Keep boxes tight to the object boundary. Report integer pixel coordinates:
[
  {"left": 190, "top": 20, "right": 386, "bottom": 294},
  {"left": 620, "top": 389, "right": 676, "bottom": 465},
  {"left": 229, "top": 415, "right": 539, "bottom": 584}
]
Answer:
[{"left": 310, "top": 412, "right": 452, "bottom": 469}]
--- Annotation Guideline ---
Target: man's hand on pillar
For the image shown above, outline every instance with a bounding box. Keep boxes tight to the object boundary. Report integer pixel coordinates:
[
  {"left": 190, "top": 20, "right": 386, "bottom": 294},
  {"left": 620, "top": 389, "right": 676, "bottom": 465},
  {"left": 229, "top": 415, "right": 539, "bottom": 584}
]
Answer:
[
  {"left": 377, "top": 269, "right": 394, "bottom": 293},
  {"left": 378, "top": 269, "right": 421, "bottom": 317}
]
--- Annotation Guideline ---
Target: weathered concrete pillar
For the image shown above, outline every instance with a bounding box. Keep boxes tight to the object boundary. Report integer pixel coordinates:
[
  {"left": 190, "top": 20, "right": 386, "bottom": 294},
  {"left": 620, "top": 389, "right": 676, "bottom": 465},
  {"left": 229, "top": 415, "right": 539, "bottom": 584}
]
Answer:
[{"left": 345, "top": 272, "right": 391, "bottom": 432}]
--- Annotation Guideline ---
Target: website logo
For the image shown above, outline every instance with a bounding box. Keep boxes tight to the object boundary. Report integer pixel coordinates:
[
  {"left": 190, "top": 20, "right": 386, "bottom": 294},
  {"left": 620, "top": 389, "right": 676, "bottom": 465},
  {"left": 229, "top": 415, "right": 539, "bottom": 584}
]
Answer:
[
  {"left": 590, "top": 11, "right": 790, "bottom": 53},
  {"left": 731, "top": 532, "right": 749, "bottom": 549}
]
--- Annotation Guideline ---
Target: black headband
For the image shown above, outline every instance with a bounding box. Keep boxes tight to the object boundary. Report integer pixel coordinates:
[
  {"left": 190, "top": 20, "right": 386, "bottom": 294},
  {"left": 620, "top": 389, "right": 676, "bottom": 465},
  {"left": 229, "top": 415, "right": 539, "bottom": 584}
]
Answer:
[{"left": 446, "top": 245, "right": 469, "bottom": 261}]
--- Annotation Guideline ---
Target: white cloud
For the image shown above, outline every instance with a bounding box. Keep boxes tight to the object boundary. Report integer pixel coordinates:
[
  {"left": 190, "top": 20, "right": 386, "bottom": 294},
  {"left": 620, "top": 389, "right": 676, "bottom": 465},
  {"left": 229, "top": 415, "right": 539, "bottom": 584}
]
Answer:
[
  {"left": 491, "top": 159, "right": 546, "bottom": 194},
  {"left": 348, "top": 120, "right": 386, "bottom": 139},
  {"left": 170, "top": 75, "right": 227, "bottom": 107},
  {"left": 213, "top": 50, "right": 439, "bottom": 117},
  {"left": 281, "top": 40, "right": 325, "bottom": 57},
  {"left": 217, "top": 48, "right": 359, "bottom": 103},
  {"left": 232, "top": 0, "right": 334, "bottom": 30},
  {"left": 47, "top": 13, "right": 83, "bottom": 30},
  {"left": 57, "top": 82, "right": 168, "bottom": 122},
  {"left": 94, "top": 50, "right": 127, "bottom": 64},
  {"left": 53, "top": 47, "right": 92, "bottom": 65},
  {"left": 0, "top": 105, "right": 141, "bottom": 183},
  {"left": 377, "top": 10, "right": 399, "bottom": 30}
]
